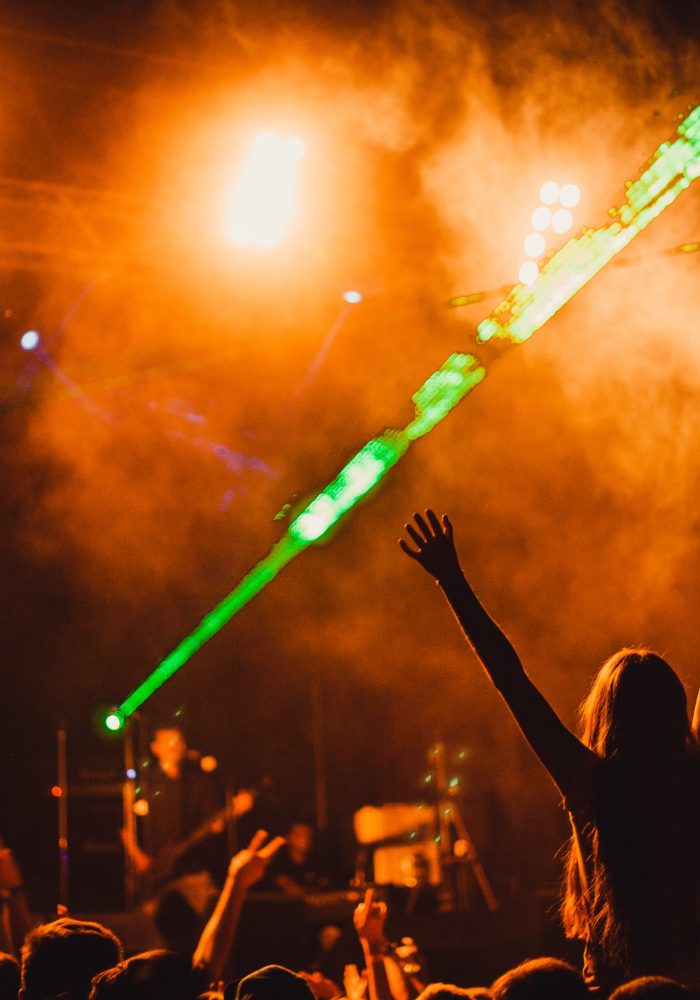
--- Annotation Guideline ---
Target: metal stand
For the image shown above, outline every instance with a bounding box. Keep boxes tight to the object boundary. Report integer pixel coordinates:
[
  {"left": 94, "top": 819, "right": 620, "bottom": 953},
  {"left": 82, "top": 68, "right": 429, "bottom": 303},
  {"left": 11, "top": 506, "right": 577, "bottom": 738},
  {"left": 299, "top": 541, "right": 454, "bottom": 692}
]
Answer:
[
  {"left": 430, "top": 742, "right": 498, "bottom": 913},
  {"left": 56, "top": 726, "right": 69, "bottom": 913}
]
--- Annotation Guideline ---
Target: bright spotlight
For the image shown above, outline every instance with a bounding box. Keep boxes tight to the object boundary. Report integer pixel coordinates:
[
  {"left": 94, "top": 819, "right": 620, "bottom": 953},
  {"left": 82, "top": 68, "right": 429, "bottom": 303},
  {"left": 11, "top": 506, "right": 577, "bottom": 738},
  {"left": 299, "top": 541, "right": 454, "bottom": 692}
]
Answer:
[
  {"left": 552, "top": 208, "right": 574, "bottom": 234},
  {"left": 226, "top": 132, "right": 305, "bottom": 250},
  {"left": 539, "top": 181, "right": 560, "bottom": 205},
  {"left": 524, "top": 232, "right": 546, "bottom": 258},
  {"left": 342, "top": 290, "right": 363, "bottom": 304},
  {"left": 560, "top": 183, "right": 581, "bottom": 208},
  {"left": 286, "top": 137, "right": 305, "bottom": 162},
  {"left": 20, "top": 330, "right": 40, "bottom": 351},
  {"left": 518, "top": 261, "right": 539, "bottom": 286},
  {"left": 531, "top": 207, "right": 551, "bottom": 231}
]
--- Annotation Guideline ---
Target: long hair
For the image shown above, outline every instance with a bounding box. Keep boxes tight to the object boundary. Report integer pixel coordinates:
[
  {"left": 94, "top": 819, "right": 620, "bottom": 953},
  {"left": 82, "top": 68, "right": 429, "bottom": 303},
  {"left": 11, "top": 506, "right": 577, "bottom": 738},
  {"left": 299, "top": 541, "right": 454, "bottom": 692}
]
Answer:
[{"left": 561, "top": 649, "right": 699, "bottom": 978}]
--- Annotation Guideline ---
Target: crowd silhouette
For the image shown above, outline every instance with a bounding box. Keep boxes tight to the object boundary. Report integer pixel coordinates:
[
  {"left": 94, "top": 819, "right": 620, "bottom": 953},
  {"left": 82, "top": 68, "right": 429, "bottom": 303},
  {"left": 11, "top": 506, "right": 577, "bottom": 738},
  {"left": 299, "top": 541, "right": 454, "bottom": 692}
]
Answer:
[{"left": 1, "top": 509, "right": 698, "bottom": 999}]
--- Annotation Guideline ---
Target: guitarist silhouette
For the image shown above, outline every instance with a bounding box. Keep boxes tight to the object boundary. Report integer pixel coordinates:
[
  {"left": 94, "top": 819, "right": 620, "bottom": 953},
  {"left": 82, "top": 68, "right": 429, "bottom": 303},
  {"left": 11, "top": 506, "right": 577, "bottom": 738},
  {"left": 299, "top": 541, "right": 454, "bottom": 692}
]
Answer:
[{"left": 123, "top": 724, "right": 253, "bottom": 955}]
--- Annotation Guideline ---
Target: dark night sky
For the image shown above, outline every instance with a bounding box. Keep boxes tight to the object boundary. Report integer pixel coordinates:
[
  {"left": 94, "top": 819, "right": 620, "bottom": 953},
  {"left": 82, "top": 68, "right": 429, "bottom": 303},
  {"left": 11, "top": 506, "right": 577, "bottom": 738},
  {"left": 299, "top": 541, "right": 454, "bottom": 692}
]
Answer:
[{"left": 2, "top": 0, "right": 700, "bottom": 910}]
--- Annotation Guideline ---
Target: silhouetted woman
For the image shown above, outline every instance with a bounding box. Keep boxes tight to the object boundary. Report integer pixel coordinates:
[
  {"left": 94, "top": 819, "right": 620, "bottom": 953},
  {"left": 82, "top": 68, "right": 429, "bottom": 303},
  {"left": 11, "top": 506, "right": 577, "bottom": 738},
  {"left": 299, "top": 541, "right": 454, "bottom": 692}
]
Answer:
[{"left": 399, "top": 510, "right": 700, "bottom": 997}]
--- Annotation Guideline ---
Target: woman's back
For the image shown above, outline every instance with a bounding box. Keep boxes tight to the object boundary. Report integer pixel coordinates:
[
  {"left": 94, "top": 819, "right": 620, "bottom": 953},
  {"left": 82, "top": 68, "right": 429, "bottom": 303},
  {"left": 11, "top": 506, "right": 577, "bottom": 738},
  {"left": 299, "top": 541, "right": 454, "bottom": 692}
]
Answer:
[{"left": 398, "top": 512, "right": 700, "bottom": 994}]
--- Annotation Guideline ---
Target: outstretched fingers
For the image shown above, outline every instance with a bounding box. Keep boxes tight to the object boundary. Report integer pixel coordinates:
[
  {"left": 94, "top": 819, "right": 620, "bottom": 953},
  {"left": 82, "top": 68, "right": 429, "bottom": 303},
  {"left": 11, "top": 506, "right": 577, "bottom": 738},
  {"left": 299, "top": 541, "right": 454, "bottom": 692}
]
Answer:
[
  {"left": 413, "top": 511, "right": 433, "bottom": 540},
  {"left": 426, "top": 508, "right": 442, "bottom": 535},
  {"left": 398, "top": 538, "right": 421, "bottom": 559},
  {"left": 246, "top": 829, "right": 269, "bottom": 853},
  {"left": 258, "top": 835, "right": 286, "bottom": 860},
  {"left": 405, "top": 522, "right": 425, "bottom": 547}
]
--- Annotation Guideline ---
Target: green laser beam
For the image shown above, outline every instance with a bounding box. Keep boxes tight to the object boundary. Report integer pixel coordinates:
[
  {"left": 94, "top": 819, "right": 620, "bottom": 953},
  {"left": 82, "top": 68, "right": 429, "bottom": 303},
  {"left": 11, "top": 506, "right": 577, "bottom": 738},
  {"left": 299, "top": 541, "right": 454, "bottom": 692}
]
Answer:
[
  {"left": 477, "top": 105, "right": 700, "bottom": 345},
  {"left": 108, "top": 103, "right": 700, "bottom": 728},
  {"left": 110, "top": 354, "right": 485, "bottom": 724},
  {"left": 118, "top": 533, "right": 305, "bottom": 718}
]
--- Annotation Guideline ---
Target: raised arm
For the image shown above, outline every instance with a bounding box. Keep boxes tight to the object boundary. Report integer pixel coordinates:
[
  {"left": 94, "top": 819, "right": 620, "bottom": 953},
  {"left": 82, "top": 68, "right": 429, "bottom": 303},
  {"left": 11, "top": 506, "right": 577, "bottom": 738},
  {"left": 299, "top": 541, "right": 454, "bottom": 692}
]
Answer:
[
  {"left": 353, "top": 888, "right": 400, "bottom": 1000},
  {"left": 399, "top": 510, "right": 595, "bottom": 798},
  {"left": 192, "top": 830, "right": 285, "bottom": 985}
]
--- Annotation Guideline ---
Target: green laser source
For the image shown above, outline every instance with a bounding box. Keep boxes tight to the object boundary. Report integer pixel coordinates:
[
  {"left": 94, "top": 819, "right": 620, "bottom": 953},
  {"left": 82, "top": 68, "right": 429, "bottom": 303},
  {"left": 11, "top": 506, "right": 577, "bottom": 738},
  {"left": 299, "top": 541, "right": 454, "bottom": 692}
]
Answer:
[{"left": 106, "top": 104, "right": 700, "bottom": 730}]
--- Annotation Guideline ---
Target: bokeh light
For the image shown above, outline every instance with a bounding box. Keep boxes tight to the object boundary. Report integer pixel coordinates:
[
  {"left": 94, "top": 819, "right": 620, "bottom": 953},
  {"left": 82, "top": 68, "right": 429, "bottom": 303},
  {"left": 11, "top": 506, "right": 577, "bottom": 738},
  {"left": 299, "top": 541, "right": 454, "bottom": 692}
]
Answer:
[
  {"left": 20, "top": 330, "right": 40, "bottom": 351},
  {"left": 539, "top": 181, "right": 560, "bottom": 205},
  {"left": 342, "top": 290, "right": 363, "bottom": 304},
  {"left": 531, "top": 207, "right": 552, "bottom": 231},
  {"left": 524, "top": 232, "right": 546, "bottom": 258},
  {"left": 551, "top": 208, "right": 574, "bottom": 233},
  {"left": 225, "top": 132, "right": 305, "bottom": 250},
  {"left": 518, "top": 260, "right": 539, "bottom": 285},
  {"left": 560, "top": 183, "right": 581, "bottom": 207},
  {"left": 133, "top": 799, "right": 149, "bottom": 816}
]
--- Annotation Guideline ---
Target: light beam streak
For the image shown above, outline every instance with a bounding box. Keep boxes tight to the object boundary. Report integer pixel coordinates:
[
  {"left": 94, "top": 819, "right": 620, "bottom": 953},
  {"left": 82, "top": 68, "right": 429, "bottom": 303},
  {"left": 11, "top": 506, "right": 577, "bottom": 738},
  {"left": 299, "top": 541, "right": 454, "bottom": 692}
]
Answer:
[{"left": 107, "top": 104, "right": 700, "bottom": 729}]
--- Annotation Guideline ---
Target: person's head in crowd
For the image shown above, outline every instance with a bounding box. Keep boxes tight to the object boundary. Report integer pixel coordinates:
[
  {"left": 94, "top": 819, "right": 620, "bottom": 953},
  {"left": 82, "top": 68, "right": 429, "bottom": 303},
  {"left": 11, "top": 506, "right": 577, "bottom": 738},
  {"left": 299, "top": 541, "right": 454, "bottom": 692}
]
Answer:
[
  {"left": 232, "top": 965, "right": 315, "bottom": 1000},
  {"left": 286, "top": 823, "right": 313, "bottom": 864},
  {"left": 150, "top": 724, "right": 187, "bottom": 776},
  {"left": 21, "top": 917, "right": 122, "bottom": 1000},
  {"left": 0, "top": 952, "right": 20, "bottom": 1000},
  {"left": 490, "top": 957, "right": 589, "bottom": 1000},
  {"left": 89, "top": 949, "right": 198, "bottom": 1000},
  {"left": 576, "top": 649, "right": 689, "bottom": 761},
  {"left": 417, "top": 984, "right": 491, "bottom": 1000},
  {"left": 609, "top": 977, "right": 693, "bottom": 998},
  {"left": 562, "top": 648, "right": 699, "bottom": 977}
]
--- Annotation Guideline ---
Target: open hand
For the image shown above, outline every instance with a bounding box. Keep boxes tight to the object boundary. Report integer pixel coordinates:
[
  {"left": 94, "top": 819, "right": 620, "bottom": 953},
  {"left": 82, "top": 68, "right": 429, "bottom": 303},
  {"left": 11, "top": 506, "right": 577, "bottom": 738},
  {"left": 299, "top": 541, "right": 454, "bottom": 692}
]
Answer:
[
  {"left": 228, "top": 829, "right": 285, "bottom": 891},
  {"left": 399, "top": 510, "right": 460, "bottom": 581}
]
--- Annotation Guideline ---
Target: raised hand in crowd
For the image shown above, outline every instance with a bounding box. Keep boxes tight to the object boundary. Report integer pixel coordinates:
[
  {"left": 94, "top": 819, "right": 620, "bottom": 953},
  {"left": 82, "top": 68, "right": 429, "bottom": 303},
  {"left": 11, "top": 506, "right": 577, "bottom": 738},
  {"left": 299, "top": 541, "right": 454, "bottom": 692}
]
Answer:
[
  {"left": 353, "top": 889, "right": 422, "bottom": 1000},
  {"left": 192, "top": 831, "right": 285, "bottom": 984},
  {"left": 353, "top": 887, "right": 389, "bottom": 954},
  {"left": 399, "top": 511, "right": 461, "bottom": 583},
  {"left": 227, "top": 829, "right": 286, "bottom": 892},
  {"left": 343, "top": 964, "right": 368, "bottom": 1000}
]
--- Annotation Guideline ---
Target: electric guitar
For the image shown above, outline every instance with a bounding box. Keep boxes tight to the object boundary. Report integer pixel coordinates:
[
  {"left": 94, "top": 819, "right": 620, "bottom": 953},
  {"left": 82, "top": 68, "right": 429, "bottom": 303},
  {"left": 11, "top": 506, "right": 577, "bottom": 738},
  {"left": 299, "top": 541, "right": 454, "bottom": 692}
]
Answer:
[{"left": 132, "top": 788, "right": 256, "bottom": 892}]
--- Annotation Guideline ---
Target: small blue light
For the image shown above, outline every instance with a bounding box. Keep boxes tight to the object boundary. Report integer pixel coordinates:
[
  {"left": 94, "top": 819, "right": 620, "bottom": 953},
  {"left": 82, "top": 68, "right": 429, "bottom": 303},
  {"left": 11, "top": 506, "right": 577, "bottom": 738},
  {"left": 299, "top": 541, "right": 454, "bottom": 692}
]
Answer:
[
  {"left": 126, "top": 768, "right": 137, "bottom": 779},
  {"left": 20, "top": 330, "right": 40, "bottom": 351},
  {"left": 342, "top": 290, "right": 363, "bottom": 304}
]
